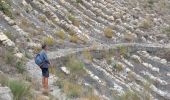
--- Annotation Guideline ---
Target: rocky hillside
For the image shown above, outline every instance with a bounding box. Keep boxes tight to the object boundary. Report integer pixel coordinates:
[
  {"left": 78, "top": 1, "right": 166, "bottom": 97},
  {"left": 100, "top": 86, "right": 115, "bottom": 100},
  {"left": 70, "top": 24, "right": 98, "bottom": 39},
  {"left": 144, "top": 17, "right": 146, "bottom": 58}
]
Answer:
[{"left": 0, "top": 0, "right": 170, "bottom": 100}]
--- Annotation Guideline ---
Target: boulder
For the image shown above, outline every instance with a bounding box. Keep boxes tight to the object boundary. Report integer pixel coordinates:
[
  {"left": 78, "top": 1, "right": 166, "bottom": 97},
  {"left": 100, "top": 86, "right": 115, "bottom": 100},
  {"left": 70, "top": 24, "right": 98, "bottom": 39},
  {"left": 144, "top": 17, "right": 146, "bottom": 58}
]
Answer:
[
  {"left": 0, "top": 87, "right": 13, "bottom": 100},
  {"left": 60, "top": 67, "right": 70, "bottom": 75}
]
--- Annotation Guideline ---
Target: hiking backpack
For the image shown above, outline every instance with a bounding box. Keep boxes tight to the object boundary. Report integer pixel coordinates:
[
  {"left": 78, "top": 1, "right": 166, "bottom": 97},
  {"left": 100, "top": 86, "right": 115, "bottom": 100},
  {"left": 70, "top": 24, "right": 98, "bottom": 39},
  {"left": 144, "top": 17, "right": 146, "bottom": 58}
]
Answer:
[{"left": 34, "top": 54, "right": 43, "bottom": 66}]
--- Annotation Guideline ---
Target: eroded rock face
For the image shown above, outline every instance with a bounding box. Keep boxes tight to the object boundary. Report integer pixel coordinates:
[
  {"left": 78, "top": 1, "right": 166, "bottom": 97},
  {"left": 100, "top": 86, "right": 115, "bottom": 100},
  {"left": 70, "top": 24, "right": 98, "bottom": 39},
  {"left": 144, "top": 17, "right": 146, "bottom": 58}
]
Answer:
[{"left": 0, "top": 86, "right": 13, "bottom": 100}]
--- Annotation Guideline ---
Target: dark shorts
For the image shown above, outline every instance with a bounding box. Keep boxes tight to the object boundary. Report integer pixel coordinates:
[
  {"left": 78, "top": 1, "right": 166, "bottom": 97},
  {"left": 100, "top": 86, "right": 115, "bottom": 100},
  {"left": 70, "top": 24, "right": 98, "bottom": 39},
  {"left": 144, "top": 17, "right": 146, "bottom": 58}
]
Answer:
[{"left": 40, "top": 68, "right": 49, "bottom": 77}]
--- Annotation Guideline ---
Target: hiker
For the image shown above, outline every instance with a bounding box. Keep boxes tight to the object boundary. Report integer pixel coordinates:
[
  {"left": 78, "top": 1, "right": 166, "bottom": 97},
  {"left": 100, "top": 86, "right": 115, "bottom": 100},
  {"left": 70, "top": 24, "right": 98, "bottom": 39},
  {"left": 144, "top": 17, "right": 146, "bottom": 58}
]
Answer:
[{"left": 35, "top": 44, "right": 51, "bottom": 92}]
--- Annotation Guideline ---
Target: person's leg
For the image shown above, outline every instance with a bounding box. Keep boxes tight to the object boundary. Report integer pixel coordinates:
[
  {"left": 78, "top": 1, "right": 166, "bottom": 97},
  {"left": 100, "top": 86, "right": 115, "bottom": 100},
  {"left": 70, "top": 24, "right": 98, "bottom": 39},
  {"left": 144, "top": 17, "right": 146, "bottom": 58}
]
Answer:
[
  {"left": 42, "top": 77, "right": 45, "bottom": 88},
  {"left": 44, "top": 77, "right": 48, "bottom": 90}
]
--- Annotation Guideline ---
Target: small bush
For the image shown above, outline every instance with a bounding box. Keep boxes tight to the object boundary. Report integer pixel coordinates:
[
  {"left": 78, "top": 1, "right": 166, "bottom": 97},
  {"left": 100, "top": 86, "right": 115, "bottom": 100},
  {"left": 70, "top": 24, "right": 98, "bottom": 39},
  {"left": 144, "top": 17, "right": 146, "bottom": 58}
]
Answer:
[
  {"left": 117, "top": 46, "right": 128, "bottom": 57},
  {"left": 162, "top": 26, "right": 170, "bottom": 36},
  {"left": 70, "top": 34, "right": 79, "bottom": 43},
  {"left": 56, "top": 80, "right": 82, "bottom": 98},
  {"left": 0, "top": 0, "right": 13, "bottom": 18},
  {"left": 55, "top": 30, "right": 65, "bottom": 40},
  {"left": 114, "top": 63, "right": 124, "bottom": 72},
  {"left": 43, "top": 36, "right": 55, "bottom": 46},
  {"left": 38, "top": 15, "right": 46, "bottom": 23},
  {"left": 139, "top": 18, "right": 152, "bottom": 29},
  {"left": 9, "top": 80, "right": 31, "bottom": 100},
  {"left": 104, "top": 27, "right": 113, "bottom": 38},
  {"left": 66, "top": 57, "right": 86, "bottom": 76},
  {"left": 63, "top": 80, "right": 82, "bottom": 98},
  {"left": 33, "top": 46, "right": 41, "bottom": 54},
  {"left": 0, "top": 73, "right": 9, "bottom": 86},
  {"left": 76, "top": 0, "right": 83, "bottom": 3},
  {"left": 118, "top": 90, "right": 140, "bottom": 100},
  {"left": 4, "top": 50, "right": 15, "bottom": 65},
  {"left": 4, "top": 32, "right": 15, "bottom": 41},
  {"left": 15, "top": 60, "right": 25, "bottom": 74},
  {"left": 83, "top": 49, "right": 93, "bottom": 62},
  {"left": 68, "top": 15, "right": 80, "bottom": 27}
]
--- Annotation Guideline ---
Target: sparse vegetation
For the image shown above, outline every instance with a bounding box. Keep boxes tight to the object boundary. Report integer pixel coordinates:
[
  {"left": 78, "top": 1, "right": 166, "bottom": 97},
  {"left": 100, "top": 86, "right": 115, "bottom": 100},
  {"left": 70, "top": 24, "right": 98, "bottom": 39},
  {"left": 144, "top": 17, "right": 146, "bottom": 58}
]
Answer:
[
  {"left": 162, "top": 26, "right": 170, "bottom": 36},
  {"left": 114, "top": 63, "right": 124, "bottom": 72},
  {"left": 9, "top": 80, "right": 31, "bottom": 100},
  {"left": 117, "top": 46, "right": 128, "bottom": 57},
  {"left": 43, "top": 36, "right": 55, "bottom": 46},
  {"left": 0, "top": 73, "right": 9, "bottom": 86},
  {"left": 68, "top": 15, "right": 80, "bottom": 27},
  {"left": 4, "top": 31, "right": 15, "bottom": 41},
  {"left": 76, "top": 0, "right": 83, "bottom": 4},
  {"left": 83, "top": 49, "right": 93, "bottom": 62},
  {"left": 15, "top": 60, "right": 25, "bottom": 74},
  {"left": 55, "top": 30, "right": 65, "bottom": 40},
  {"left": 0, "top": 0, "right": 13, "bottom": 18},
  {"left": 38, "top": 15, "right": 46, "bottom": 23},
  {"left": 4, "top": 50, "right": 15, "bottom": 65},
  {"left": 70, "top": 34, "right": 79, "bottom": 43},
  {"left": 139, "top": 18, "right": 152, "bottom": 29},
  {"left": 66, "top": 57, "right": 85, "bottom": 76},
  {"left": 118, "top": 90, "right": 140, "bottom": 100},
  {"left": 104, "top": 27, "right": 113, "bottom": 38}
]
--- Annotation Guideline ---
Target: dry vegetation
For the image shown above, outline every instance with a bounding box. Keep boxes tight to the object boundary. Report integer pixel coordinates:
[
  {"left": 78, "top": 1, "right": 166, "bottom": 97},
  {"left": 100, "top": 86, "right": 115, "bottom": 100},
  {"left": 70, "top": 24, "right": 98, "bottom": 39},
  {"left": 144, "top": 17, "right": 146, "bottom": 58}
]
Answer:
[{"left": 104, "top": 27, "right": 113, "bottom": 38}]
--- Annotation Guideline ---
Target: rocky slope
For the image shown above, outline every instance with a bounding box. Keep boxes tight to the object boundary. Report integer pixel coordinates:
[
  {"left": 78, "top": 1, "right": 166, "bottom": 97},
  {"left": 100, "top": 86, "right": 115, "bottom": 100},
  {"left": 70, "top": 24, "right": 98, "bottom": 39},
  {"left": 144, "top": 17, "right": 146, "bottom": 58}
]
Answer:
[{"left": 0, "top": 0, "right": 170, "bottom": 100}]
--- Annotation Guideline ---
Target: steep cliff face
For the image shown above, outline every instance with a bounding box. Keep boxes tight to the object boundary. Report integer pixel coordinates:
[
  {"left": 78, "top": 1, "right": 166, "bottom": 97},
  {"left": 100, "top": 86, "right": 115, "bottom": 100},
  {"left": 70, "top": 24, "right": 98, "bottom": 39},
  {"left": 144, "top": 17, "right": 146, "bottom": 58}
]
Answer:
[{"left": 0, "top": 0, "right": 170, "bottom": 100}]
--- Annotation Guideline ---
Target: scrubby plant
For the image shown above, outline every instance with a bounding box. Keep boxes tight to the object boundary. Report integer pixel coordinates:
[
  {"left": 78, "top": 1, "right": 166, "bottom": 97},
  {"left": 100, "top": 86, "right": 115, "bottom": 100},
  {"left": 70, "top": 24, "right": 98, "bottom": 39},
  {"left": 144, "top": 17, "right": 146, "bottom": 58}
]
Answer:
[
  {"left": 114, "top": 63, "right": 124, "bottom": 72},
  {"left": 4, "top": 50, "right": 15, "bottom": 65},
  {"left": 0, "top": 73, "right": 9, "bottom": 86},
  {"left": 66, "top": 57, "right": 85, "bottom": 75},
  {"left": 15, "top": 60, "right": 25, "bottom": 74},
  {"left": 0, "top": 0, "right": 13, "bottom": 18},
  {"left": 55, "top": 30, "right": 65, "bottom": 40},
  {"left": 56, "top": 80, "right": 82, "bottom": 98},
  {"left": 9, "top": 80, "right": 31, "bottom": 100},
  {"left": 117, "top": 46, "right": 128, "bottom": 57},
  {"left": 70, "top": 34, "right": 79, "bottom": 43},
  {"left": 65, "top": 56, "right": 86, "bottom": 80},
  {"left": 33, "top": 46, "right": 41, "bottom": 54},
  {"left": 104, "top": 27, "right": 113, "bottom": 38},
  {"left": 38, "top": 15, "right": 46, "bottom": 23},
  {"left": 43, "top": 36, "right": 55, "bottom": 46},
  {"left": 162, "top": 26, "right": 170, "bottom": 36},
  {"left": 83, "top": 49, "right": 93, "bottom": 62},
  {"left": 139, "top": 18, "right": 152, "bottom": 29},
  {"left": 4, "top": 31, "right": 15, "bottom": 41},
  {"left": 76, "top": 0, "right": 83, "bottom": 4},
  {"left": 68, "top": 15, "right": 80, "bottom": 27},
  {"left": 118, "top": 90, "right": 140, "bottom": 100}
]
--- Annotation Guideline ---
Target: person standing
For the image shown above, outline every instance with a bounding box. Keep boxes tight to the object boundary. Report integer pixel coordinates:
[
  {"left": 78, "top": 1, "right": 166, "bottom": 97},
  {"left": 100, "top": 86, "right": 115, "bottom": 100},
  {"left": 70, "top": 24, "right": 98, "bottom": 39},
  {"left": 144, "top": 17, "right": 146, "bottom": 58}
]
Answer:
[{"left": 35, "top": 44, "right": 51, "bottom": 92}]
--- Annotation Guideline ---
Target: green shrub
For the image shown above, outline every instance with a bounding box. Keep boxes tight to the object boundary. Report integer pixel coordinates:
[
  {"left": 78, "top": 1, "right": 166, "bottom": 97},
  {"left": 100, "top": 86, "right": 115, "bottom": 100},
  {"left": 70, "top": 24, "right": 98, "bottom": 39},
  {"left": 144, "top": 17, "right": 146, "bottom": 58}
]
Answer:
[
  {"left": 0, "top": 0, "right": 13, "bottom": 18},
  {"left": 15, "top": 60, "right": 25, "bottom": 74},
  {"left": 76, "top": 0, "right": 83, "bottom": 3},
  {"left": 9, "top": 80, "right": 31, "bottom": 100},
  {"left": 114, "top": 63, "right": 124, "bottom": 72},
  {"left": 104, "top": 27, "right": 113, "bottom": 38}
]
